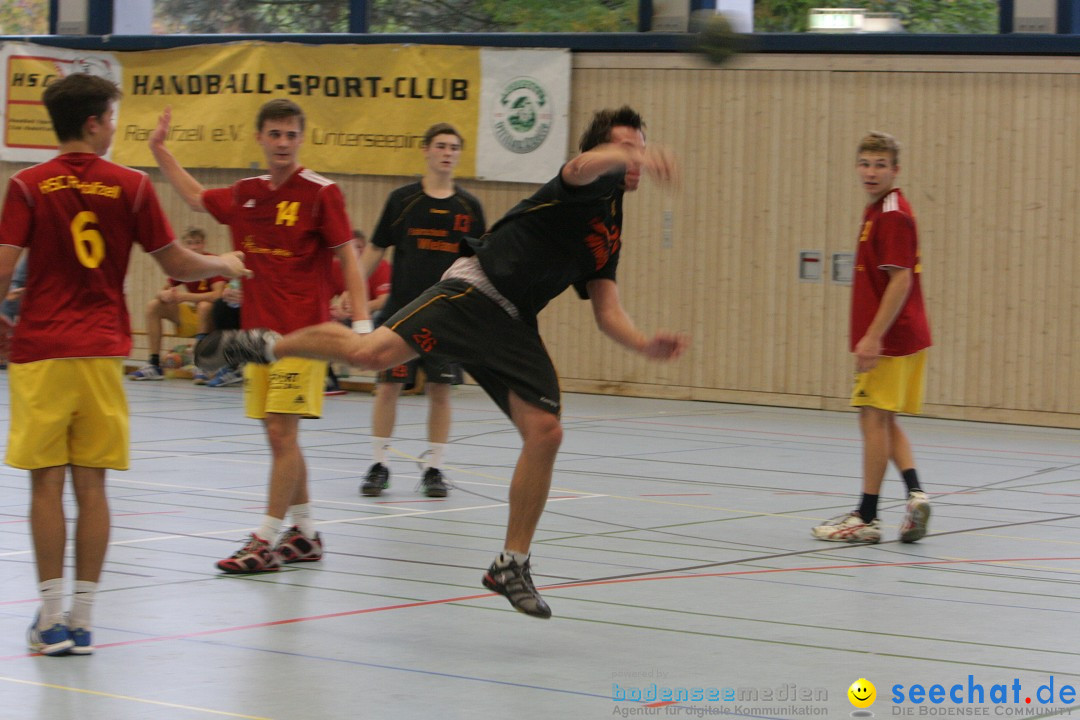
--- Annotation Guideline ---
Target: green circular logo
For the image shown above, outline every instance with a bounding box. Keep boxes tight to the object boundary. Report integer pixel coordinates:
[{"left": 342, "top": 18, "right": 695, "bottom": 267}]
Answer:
[{"left": 493, "top": 77, "right": 552, "bottom": 154}]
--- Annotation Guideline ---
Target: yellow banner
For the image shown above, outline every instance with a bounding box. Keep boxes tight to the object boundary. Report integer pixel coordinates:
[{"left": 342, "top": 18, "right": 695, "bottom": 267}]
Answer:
[{"left": 112, "top": 42, "right": 481, "bottom": 177}]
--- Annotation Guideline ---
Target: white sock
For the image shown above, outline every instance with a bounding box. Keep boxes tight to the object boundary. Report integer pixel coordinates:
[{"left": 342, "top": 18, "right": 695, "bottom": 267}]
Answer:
[
  {"left": 68, "top": 581, "right": 97, "bottom": 630},
  {"left": 38, "top": 578, "right": 65, "bottom": 629},
  {"left": 371, "top": 437, "right": 390, "bottom": 466},
  {"left": 289, "top": 504, "right": 316, "bottom": 539},
  {"left": 496, "top": 550, "right": 530, "bottom": 568},
  {"left": 255, "top": 515, "right": 283, "bottom": 544},
  {"left": 426, "top": 443, "right": 446, "bottom": 470}
]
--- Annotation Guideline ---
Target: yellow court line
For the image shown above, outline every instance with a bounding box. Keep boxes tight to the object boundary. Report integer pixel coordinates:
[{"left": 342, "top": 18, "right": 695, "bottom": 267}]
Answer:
[{"left": 0, "top": 675, "right": 271, "bottom": 719}]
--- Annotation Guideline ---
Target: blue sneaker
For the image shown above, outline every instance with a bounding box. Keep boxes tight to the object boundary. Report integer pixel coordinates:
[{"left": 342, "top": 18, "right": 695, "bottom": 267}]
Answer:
[
  {"left": 128, "top": 364, "right": 164, "bottom": 381},
  {"left": 68, "top": 626, "right": 94, "bottom": 655},
  {"left": 27, "top": 612, "right": 73, "bottom": 656},
  {"left": 207, "top": 366, "right": 244, "bottom": 388}
]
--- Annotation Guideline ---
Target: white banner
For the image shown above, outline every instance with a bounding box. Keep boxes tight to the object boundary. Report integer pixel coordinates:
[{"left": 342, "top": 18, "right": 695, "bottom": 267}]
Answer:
[
  {"left": 0, "top": 42, "right": 121, "bottom": 162},
  {"left": 476, "top": 48, "right": 570, "bottom": 184}
]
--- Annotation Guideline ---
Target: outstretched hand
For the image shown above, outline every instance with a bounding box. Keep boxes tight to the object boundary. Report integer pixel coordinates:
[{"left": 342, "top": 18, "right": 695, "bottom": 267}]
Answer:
[
  {"left": 640, "top": 331, "right": 689, "bottom": 361},
  {"left": 219, "top": 251, "right": 252, "bottom": 279},
  {"left": 640, "top": 145, "right": 680, "bottom": 188},
  {"left": 149, "top": 107, "right": 172, "bottom": 150}
]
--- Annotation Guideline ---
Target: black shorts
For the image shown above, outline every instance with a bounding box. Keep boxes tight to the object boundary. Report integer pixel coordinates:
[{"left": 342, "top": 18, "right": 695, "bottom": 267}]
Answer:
[
  {"left": 378, "top": 357, "right": 464, "bottom": 385},
  {"left": 211, "top": 298, "right": 241, "bottom": 331},
  {"left": 385, "top": 279, "right": 561, "bottom": 417}
]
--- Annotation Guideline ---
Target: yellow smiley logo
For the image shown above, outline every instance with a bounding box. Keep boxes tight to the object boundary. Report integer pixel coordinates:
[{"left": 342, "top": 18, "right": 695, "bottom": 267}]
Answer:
[{"left": 848, "top": 678, "right": 876, "bottom": 708}]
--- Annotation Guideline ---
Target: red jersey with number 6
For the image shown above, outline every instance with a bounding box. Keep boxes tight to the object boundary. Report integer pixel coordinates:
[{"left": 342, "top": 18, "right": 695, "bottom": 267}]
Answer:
[
  {"left": 202, "top": 168, "right": 352, "bottom": 334},
  {"left": 850, "top": 188, "right": 931, "bottom": 356},
  {"left": 0, "top": 152, "right": 174, "bottom": 363}
]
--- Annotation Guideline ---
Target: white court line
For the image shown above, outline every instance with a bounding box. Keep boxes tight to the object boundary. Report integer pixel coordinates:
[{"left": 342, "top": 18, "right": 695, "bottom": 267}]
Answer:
[{"left": 0, "top": 495, "right": 600, "bottom": 557}]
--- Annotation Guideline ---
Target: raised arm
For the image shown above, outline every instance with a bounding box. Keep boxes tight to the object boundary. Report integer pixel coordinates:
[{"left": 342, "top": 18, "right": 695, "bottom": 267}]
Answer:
[
  {"left": 148, "top": 107, "right": 207, "bottom": 212},
  {"left": 562, "top": 143, "right": 678, "bottom": 188}
]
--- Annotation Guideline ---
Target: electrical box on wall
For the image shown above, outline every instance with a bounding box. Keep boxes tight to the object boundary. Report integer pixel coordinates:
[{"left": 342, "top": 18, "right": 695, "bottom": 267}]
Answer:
[
  {"left": 798, "top": 251, "right": 823, "bottom": 282},
  {"left": 831, "top": 252, "right": 854, "bottom": 285}
]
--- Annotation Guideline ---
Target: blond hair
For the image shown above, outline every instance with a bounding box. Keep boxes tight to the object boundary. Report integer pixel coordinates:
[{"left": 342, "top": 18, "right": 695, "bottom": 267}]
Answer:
[{"left": 857, "top": 131, "right": 900, "bottom": 165}]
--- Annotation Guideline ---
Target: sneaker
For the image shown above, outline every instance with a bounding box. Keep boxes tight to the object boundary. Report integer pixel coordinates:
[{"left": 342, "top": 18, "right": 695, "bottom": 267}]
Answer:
[
  {"left": 27, "top": 612, "right": 73, "bottom": 656},
  {"left": 420, "top": 467, "right": 449, "bottom": 498},
  {"left": 361, "top": 462, "right": 390, "bottom": 497},
  {"left": 195, "top": 329, "right": 280, "bottom": 375},
  {"left": 68, "top": 625, "right": 94, "bottom": 656},
  {"left": 207, "top": 365, "right": 244, "bottom": 388},
  {"left": 482, "top": 557, "right": 552, "bottom": 619},
  {"left": 274, "top": 525, "right": 324, "bottom": 564},
  {"left": 811, "top": 512, "right": 882, "bottom": 543},
  {"left": 899, "top": 490, "right": 931, "bottom": 543},
  {"left": 192, "top": 369, "right": 210, "bottom": 385},
  {"left": 128, "top": 364, "right": 164, "bottom": 381},
  {"left": 216, "top": 534, "right": 280, "bottom": 574}
]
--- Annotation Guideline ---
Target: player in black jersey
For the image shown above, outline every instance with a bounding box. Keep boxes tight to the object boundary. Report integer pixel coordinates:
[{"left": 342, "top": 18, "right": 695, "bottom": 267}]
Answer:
[
  {"left": 198, "top": 107, "right": 687, "bottom": 618},
  {"left": 358, "top": 124, "right": 486, "bottom": 499}
]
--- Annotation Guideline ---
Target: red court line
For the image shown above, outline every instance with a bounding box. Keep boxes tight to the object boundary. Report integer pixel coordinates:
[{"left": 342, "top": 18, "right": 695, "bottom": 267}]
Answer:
[{"left": 2, "top": 555, "right": 1072, "bottom": 660}]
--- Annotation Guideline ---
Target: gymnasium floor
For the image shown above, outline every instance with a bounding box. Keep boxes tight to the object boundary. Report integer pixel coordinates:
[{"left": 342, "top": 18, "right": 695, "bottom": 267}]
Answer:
[{"left": 1, "top": 377, "right": 1079, "bottom": 720}]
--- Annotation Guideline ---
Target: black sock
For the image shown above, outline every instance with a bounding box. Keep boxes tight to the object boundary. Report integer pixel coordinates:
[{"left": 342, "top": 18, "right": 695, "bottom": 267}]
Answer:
[
  {"left": 858, "top": 493, "right": 879, "bottom": 523},
  {"left": 901, "top": 468, "right": 921, "bottom": 493},
  {"left": 149, "top": 353, "right": 160, "bottom": 368}
]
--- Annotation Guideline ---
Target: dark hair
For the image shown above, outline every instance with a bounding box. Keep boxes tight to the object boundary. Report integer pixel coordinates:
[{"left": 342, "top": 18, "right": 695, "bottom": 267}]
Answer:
[
  {"left": 351, "top": 228, "right": 366, "bottom": 241},
  {"left": 42, "top": 73, "right": 121, "bottom": 143},
  {"left": 422, "top": 123, "right": 463, "bottom": 149},
  {"left": 255, "top": 98, "right": 305, "bottom": 132},
  {"left": 182, "top": 227, "right": 206, "bottom": 242},
  {"left": 578, "top": 106, "right": 645, "bottom": 153}
]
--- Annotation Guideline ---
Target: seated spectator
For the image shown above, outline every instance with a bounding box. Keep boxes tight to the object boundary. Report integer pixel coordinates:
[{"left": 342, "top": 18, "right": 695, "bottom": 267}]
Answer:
[
  {"left": 205, "top": 279, "right": 245, "bottom": 387},
  {"left": 325, "top": 229, "right": 391, "bottom": 395},
  {"left": 129, "top": 227, "right": 225, "bottom": 383}
]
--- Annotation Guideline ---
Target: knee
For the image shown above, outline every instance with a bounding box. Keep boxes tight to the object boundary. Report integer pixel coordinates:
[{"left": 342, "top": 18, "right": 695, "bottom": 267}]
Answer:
[
  {"left": 348, "top": 332, "right": 403, "bottom": 372},
  {"left": 523, "top": 414, "right": 563, "bottom": 454},
  {"left": 263, "top": 420, "right": 299, "bottom": 454}
]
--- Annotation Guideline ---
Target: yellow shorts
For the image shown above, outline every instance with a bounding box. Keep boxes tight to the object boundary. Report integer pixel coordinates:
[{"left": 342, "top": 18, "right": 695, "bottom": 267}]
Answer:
[
  {"left": 244, "top": 357, "right": 327, "bottom": 419},
  {"left": 6, "top": 358, "right": 129, "bottom": 470},
  {"left": 176, "top": 302, "right": 199, "bottom": 338},
  {"left": 851, "top": 350, "right": 927, "bottom": 415}
]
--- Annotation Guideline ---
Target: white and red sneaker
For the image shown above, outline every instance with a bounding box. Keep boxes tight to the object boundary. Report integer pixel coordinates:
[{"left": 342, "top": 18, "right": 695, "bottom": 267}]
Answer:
[
  {"left": 216, "top": 534, "right": 280, "bottom": 574},
  {"left": 811, "top": 512, "right": 882, "bottom": 543},
  {"left": 899, "top": 491, "right": 931, "bottom": 543},
  {"left": 274, "top": 525, "right": 324, "bottom": 564}
]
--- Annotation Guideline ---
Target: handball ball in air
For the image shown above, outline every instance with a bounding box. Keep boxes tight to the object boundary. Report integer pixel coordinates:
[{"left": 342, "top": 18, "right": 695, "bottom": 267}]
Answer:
[{"left": 694, "top": 13, "right": 745, "bottom": 66}]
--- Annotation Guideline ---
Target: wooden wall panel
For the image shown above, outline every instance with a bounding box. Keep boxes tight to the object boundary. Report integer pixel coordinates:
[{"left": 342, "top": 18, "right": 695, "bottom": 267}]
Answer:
[{"left": 6, "top": 53, "right": 1080, "bottom": 427}]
